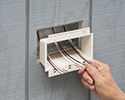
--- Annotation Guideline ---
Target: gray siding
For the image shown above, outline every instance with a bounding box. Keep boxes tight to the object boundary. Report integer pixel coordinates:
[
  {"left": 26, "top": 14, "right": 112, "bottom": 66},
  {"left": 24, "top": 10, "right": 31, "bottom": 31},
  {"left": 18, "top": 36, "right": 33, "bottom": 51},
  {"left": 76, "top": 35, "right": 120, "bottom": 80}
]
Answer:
[
  {"left": 0, "top": 0, "right": 125, "bottom": 100},
  {"left": 29, "top": 0, "right": 90, "bottom": 100},
  {"left": 29, "top": 0, "right": 89, "bottom": 100},
  {"left": 0, "top": 0, "right": 25, "bottom": 100},
  {"left": 91, "top": 0, "right": 125, "bottom": 100}
]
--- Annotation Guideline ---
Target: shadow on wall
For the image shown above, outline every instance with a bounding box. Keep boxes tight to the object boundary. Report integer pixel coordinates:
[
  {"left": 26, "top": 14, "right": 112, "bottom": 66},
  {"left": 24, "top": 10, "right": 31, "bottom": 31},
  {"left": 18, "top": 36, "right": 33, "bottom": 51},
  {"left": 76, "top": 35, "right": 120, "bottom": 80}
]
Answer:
[{"left": 31, "top": 62, "right": 87, "bottom": 100}]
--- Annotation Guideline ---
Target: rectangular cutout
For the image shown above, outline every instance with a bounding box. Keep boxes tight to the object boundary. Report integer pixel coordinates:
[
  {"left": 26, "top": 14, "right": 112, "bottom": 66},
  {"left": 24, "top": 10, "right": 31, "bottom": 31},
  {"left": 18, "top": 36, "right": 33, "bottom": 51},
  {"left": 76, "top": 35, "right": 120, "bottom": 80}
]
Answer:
[
  {"left": 36, "top": 20, "right": 93, "bottom": 77},
  {"left": 37, "top": 21, "right": 83, "bottom": 62}
]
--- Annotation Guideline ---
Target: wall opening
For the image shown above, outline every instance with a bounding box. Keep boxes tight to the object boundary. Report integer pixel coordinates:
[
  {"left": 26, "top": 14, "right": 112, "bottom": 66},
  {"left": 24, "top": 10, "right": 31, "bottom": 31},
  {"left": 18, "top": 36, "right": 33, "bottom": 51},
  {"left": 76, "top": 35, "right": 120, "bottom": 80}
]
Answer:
[{"left": 36, "top": 20, "right": 83, "bottom": 63}]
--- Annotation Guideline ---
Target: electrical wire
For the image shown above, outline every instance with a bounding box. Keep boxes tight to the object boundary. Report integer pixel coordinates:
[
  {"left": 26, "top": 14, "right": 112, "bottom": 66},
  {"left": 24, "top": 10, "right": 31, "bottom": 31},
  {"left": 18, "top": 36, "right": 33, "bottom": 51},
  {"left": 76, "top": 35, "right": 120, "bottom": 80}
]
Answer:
[
  {"left": 63, "top": 25, "right": 90, "bottom": 64},
  {"left": 63, "top": 25, "right": 101, "bottom": 68},
  {"left": 51, "top": 27, "right": 85, "bottom": 69},
  {"left": 55, "top": 42, "right": 84, "bottom": 69},
  {"left": 51, "top": 27, "right": 83, "bottom": 64},
  {"left": 47, "top": 54, "right": 67, "bottom": 74},
  {"left": 37, "top": 30, "right": 67, "bottom": 74},
  {"left": 37, "top": 25, "right": 100, "bottom": 75},
  {"left": 47, "top": 59, "right": 57, "bottom": 70}
]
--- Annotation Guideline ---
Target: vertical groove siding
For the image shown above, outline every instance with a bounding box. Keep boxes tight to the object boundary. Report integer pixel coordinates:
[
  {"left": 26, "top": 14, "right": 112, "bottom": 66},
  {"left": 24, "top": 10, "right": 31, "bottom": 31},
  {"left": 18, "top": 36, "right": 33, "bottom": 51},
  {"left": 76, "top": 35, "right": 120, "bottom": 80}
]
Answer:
[
  {"left": 29, "top": 0, "right": 90, "bottom": 100},
  {"left": 0, "top": 0, "right": 25, "bottom": 100},
  {"left": 91, "top": 0, "right": 125, "bottom": 100},
  {"left": 0, "top": 0, "right": 125, "bottom": 100}
]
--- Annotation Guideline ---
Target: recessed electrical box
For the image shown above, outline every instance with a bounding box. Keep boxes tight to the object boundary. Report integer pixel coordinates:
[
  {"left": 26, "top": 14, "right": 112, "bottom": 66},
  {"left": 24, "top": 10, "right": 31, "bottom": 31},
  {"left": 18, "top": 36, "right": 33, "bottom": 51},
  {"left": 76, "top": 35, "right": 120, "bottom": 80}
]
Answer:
[{"left": 37, "top": 21, "right": 93, "bottom": 77}]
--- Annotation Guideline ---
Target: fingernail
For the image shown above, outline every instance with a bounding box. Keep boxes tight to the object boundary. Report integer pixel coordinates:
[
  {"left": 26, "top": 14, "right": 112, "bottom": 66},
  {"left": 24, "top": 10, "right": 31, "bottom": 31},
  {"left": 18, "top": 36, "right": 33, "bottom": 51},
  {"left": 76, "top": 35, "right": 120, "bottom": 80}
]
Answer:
[
  {"left": 86, "top": 64, "right": 92, "bottom": 71},
  {"left": 87, "top": 80, "right": 91, "bottom": 84},
  {"left": 77, "top": 68, "right": 85, "bottom": 74}
]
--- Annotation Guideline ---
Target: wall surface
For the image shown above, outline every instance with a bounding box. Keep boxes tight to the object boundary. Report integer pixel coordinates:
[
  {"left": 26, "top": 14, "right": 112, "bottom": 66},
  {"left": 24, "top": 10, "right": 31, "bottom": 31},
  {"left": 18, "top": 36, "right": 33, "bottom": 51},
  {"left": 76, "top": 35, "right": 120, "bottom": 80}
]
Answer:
[
  {"left": 0, "top": 0, "right": 125, "bottom": 100},
  {"left": 0, "top": 0, "right": 25, "bottom": 100},
  {"left": 29, "top": 0, "right": 90, "bottom": 100},
  {"left": 91, "top": 0, "right": 125, "bottom": 100}
]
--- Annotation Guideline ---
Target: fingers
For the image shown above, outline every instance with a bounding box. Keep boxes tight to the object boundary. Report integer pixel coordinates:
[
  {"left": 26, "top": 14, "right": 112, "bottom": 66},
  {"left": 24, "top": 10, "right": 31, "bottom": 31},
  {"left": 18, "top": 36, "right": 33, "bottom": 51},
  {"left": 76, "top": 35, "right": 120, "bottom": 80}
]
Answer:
[
  {"left": 78, "top": 68, "right": 93, "bottom": 85},
  {"left": 82, "top": 71, "right": 93, "bottom": 85},
  {"left": 90, "top": 61, "right": 97, "bottom": 68},
  {"left": 92, "top": 59, "right": 102, "bottom": 69},
  {"left": 86, "top": 63, "right": 102, "bottom": 82},
  {"left": 92, "top": 59, "right": 106, "bottom": 75},
  {"left": 78, "top": 68, "right": 85, "bottom": 74},
  {"left": 81, "top": 78, "right": 95, "bottom": 90},
  {"left": 93, "top": 59, "right": 102, "bottom": 64},
  {"left": 93, "top": 59, "right": 110, "bottom": 76}
]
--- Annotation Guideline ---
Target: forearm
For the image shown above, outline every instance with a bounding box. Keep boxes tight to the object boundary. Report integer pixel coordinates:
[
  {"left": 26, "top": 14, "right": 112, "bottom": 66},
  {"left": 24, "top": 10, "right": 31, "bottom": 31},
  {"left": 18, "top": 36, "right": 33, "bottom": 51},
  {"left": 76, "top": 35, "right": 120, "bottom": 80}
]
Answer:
[
  {"left": 115, "top": 90, "right": 125, "bottom": 100},
  {"left": 113, "top": 85, "right": 125, "bottom": 100},
  {"left": 115, "top": 94, "right": 125, "bottom": 100}
]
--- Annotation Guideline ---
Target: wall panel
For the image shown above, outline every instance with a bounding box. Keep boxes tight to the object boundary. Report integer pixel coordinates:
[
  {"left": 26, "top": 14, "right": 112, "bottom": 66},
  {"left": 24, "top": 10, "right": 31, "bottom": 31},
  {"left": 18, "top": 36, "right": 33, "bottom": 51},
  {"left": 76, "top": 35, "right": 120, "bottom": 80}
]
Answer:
[
  {"left": 0, "top": 0, "right": 25, "bottom": 100},
  {"left": 29, "top": 0, "right": 90, "bottom": 100},
  {"left": 1, "top": 0, "right": 124, "bottom": 100},
  {"left": 91, "top": 0, "right": 125, "bottom": 100}
]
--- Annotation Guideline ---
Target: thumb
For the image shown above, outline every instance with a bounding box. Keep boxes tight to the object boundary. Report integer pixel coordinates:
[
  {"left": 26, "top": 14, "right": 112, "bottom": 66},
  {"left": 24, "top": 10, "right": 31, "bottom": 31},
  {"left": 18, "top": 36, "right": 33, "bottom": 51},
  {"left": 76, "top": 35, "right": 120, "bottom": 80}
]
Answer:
[{"left": 86, "top": 63, "right": 102, "bottom": 82}]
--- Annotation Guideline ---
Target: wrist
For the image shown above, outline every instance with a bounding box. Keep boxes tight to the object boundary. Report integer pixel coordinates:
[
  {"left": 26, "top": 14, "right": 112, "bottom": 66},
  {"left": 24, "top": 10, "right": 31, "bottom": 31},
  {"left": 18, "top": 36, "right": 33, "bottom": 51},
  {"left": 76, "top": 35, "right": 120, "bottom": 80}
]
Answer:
[
  {"left": 114, "top": 90, "right": 125, "bottom": 100},
  {"left": 117, "top": 94, "right": 125, "bottom": 100},
  {"left": 120, "top": 93, "right": 125, "bottom": 100}
]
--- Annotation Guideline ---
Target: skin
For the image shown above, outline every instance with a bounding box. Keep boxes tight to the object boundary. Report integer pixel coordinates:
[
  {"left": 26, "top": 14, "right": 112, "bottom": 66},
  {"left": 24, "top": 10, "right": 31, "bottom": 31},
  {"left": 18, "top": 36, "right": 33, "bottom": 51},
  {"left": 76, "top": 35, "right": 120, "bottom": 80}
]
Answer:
[{"left": 78, "top": 59, "right": 125, "bottom": 100}]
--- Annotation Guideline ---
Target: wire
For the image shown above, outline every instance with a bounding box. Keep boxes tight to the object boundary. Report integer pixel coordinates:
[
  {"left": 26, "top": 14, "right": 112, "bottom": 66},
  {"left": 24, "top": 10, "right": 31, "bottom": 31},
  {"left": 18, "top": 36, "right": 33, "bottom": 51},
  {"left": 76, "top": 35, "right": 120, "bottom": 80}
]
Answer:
[
  {"left": 51, "top": 28, "right": 84, "bottom": 69},
  {"left": 55, "top": 42, "right": 84, "bottom": 69},
  {"left": 47, "top": 54, "right": 68, "bottom": 74},
  {"left": 47, "top": 55, "right": 63, "bottom": 74},
  {"left": 63, "top": 25, "right": 90, "bottom": 64},
  {"left": 37, "top": 29, "right": 66, "bottom": 74},
  {"left": 63, "top": 25, "right": 101, "bottom": 68},
  {"left": 47, "top": 59, "right": 57, "bottom": 70},
  {"left": 68, "top": 40, "right": 90, "bottom": 63},
  {"left": 51, "top": 27, "right": 82, "bottom": 64}
]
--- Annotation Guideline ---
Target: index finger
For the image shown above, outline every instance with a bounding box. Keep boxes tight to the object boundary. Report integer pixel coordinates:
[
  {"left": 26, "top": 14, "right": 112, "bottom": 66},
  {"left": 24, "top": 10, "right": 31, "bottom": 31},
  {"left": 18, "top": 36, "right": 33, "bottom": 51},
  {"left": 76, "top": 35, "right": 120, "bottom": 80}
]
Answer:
[{"left": 78, "top": 68, "right": 85, "bottom": 74}]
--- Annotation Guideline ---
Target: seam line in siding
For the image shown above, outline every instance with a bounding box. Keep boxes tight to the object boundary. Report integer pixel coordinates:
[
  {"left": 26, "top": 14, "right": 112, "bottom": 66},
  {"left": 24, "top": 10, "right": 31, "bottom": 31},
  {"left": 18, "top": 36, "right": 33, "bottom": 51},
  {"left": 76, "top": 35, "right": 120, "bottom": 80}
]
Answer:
[
  {"left": 89, "top": 0, "right": 92, "bottom": 100},
  {"left": 25, "top": 0, "right": 29, "bottom": 100}
]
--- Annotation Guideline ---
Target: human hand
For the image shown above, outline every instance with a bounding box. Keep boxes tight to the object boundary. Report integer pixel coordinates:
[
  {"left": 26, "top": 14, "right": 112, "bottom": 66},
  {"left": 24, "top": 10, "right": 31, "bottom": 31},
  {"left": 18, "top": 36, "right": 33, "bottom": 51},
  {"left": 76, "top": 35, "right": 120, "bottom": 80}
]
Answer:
[{"left": 78, "top": 59, "right": 125, "bottom": 100}]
